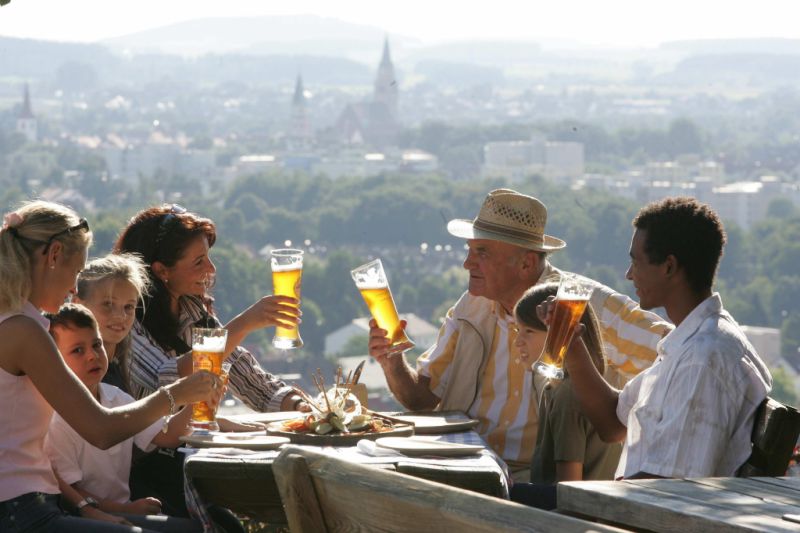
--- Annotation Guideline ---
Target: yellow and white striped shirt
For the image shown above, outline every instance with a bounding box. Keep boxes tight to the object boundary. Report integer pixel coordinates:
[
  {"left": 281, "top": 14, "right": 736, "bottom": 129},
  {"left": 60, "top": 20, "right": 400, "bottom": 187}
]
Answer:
[{"left": 416, "top": 264, "right": 670, "bottom": 465}]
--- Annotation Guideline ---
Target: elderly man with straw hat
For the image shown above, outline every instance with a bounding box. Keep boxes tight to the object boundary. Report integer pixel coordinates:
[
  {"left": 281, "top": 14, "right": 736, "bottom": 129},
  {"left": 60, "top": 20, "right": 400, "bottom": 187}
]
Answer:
[{"left": 369, "top": 189, "right": 670, "bottom": 480}]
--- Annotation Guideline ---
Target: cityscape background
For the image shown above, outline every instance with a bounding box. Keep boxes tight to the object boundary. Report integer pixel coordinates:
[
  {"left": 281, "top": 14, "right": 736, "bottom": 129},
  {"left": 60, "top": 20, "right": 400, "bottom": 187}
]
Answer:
[{"left": 2, "top": 3, "right": 800, "bottom": 408}]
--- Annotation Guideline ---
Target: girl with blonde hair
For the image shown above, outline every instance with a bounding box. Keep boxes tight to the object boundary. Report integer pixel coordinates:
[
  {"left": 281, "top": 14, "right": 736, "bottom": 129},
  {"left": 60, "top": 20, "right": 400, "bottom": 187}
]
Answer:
[{"left": 74, "top": 253, "right": 151, "bottom": 392}]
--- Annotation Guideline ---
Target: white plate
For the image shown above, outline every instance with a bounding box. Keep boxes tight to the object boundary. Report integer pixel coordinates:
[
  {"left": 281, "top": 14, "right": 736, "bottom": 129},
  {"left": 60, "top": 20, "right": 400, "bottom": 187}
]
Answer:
[
  {"left": 179, "top": 433, "right": 290, "bottom": 450},
  {"left": 374, "top": 437, "right": 483, "bottom": 457},
  {"left": 223, "top": 411, "right": 302, "bottom": 425},
  {"left": 390, "top": 414, "right": 480, "bottom": 434}
]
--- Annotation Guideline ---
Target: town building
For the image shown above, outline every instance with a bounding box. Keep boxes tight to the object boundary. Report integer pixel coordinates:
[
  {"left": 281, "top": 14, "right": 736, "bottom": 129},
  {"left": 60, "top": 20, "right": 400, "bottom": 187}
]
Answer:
[{"left": 482, "top": 135, "right": 584, "bottom": 182}]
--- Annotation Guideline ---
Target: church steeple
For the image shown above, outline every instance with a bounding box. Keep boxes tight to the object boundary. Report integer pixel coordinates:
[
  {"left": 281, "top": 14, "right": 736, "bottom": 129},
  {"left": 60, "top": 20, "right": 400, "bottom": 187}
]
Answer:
[
  {"left": 16, "top": 83, "right": 37, "bottom": 142},
  {"left": 288, "top": 74, "right": 311, "bottom": 149},
  {"left": 373, "top": 37, "right": 398, "bottom": 119},
  {"left": 292, "top": 75, "right": 306, "bottom": 108},
  {"left": 19, "top": 83, "right": 34, "bottom": 119}
]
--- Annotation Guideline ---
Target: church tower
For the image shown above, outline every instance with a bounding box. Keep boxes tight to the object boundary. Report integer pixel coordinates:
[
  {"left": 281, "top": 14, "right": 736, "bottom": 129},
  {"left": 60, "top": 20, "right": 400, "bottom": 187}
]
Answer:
[
  {"left": 288, "top": 75, "right": 312, "bottom": 150},
  {"left": 16, "top": 83, "right": 37, "bottom": 143},
  {"left": 373, "top": 37, "right": 398, "bottom": 119}
]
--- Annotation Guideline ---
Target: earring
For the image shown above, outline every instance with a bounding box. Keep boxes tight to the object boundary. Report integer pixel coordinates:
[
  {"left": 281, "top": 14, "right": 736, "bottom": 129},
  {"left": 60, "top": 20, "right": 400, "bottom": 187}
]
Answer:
[
  {"left": 50, "top": 264, "right": 55, "bottom": 270},
  {"left": 164, "top": 279, "right": 169, "bottom": 285}
]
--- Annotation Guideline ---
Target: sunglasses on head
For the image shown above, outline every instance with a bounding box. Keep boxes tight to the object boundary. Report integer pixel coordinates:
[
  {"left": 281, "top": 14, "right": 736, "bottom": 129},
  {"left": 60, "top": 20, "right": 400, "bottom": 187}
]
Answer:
[
  {"left": 42, "top": 218, "right": 90, "bottom": 255},
  {"left": 154, "top": 204, "right": 187, "bottom": 251}
]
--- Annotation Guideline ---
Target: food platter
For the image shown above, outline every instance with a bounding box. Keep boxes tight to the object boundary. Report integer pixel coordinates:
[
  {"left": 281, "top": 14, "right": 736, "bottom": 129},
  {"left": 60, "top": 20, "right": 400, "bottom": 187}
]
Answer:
[
  {"left": 264, "top": 367, "right": 415, "bottom": 446},
  {"left": 266, "top": 421, "right": 413, "bottom": 446},
  {"left": 374, "top": 437, "right": 483, "bottom": 457},
  {"left": 389, "top": 412, "right": 480, "bottom": 434},
  {"left": 179, "top": 432, "right": 290, "bottom": 450}
]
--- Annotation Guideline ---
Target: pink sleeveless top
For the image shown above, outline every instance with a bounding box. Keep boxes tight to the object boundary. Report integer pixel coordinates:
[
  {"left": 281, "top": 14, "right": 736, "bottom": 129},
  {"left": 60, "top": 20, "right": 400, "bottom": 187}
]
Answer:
[{"left": 0, "top": 302, "right": 59, "bottom": 501}]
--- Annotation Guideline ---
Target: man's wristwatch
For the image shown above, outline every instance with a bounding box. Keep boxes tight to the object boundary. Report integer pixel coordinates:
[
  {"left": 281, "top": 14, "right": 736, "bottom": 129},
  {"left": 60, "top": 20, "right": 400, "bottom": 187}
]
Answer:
[{"left": 76, "top": 496, "right": 99, "bottom": 512}]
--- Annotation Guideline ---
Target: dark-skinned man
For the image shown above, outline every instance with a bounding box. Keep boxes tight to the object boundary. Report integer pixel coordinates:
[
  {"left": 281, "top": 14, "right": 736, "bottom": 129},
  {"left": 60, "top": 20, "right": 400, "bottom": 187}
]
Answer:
[{"left": 562, "top": 196, "right": 771, "bottom": 479}]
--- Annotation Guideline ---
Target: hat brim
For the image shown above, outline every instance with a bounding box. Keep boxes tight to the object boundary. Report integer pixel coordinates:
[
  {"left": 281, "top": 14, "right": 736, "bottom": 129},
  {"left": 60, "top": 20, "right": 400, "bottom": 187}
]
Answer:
[{"left": 447, "top": 219, "right": 566, "bottom": 252}]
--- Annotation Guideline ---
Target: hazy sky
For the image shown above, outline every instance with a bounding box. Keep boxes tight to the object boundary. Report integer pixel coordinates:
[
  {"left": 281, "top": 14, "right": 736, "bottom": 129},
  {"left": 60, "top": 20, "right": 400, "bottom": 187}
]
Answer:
[{"left": 0, "top": 0, "right": 796, "bottom": 47}]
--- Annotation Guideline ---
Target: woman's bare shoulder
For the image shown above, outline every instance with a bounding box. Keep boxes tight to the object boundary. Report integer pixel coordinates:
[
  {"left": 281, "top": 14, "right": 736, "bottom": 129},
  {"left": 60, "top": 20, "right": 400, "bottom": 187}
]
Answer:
[{"left": 0, "top": 315, "right": 55, "bottom": 375}]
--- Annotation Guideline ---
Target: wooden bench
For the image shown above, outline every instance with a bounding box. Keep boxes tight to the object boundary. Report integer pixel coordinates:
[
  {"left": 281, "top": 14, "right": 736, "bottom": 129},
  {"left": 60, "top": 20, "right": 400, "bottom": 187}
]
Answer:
[{"left": 272, "top": 445, "right": 628, "bottom": 533}]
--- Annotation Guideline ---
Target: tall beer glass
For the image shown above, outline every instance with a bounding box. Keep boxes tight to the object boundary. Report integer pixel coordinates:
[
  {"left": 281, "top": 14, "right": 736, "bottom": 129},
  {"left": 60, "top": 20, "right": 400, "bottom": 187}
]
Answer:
[
  {"left": 351, "top": 258, "right": 414, "bottom": 351},
  {"left": 271, "top": 249, "right": 304, "bottom": 349},
  {"left": 533, "top": 274, "right": 594, "bottom": 380},
  {"left": 191, "top": 327, "right": 228, "bottom": 432}
]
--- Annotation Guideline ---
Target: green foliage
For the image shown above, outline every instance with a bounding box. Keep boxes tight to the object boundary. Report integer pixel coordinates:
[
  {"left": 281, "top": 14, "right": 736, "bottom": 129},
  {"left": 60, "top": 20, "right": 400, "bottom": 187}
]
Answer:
[
  {"left": 770, "top": 367, "right": 799, "bottom": 408},
  {"left": 767, "top": 198, "right": 797, "bottom": 219},
  {"left": 333, "top": 334, "right": 370, "bottom": 358},
  {"left": 781, "top": 313, "right": 800, "bottom": 361}
]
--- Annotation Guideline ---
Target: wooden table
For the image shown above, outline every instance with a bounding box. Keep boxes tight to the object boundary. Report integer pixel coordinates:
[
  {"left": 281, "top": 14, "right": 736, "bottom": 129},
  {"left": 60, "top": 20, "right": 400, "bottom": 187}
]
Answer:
[
  {"left": 184, "top": 417, "right": 508, "bottom": 525},
  {"left": 558, "top": 476, "right": 800, "bottom": 532}
]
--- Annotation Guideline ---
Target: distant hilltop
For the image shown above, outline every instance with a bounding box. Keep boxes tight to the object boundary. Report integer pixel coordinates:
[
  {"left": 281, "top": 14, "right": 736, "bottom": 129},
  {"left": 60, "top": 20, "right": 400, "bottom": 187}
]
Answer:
[
  {"left": 660, "top": 38, "right": 800, "bottom": 55},
  {"left": 3, "top": 24, "right": 800, "bottom": 89},
  {"left": 100, "top": 14, "right": 421, "bottom": 62}
]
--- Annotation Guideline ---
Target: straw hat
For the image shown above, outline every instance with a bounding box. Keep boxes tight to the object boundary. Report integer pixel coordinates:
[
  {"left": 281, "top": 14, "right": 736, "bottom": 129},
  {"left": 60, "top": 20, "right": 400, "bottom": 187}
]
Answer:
[{"left": 447, "top": 189, "right": 566, "bottom": 251}]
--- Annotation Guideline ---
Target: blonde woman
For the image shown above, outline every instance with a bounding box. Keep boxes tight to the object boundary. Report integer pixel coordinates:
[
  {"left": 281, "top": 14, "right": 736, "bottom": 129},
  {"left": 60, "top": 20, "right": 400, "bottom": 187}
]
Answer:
[{"left": 0, "top": 201, "right": 218, "bottom": 532}]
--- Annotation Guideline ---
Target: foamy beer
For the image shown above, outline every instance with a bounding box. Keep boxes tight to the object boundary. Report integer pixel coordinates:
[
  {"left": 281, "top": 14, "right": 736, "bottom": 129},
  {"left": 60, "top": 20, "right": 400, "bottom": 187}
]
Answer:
[
  {"left": 533, "top": 274, "right": 594, "bottom": 380},
  {"left": 191, "top": 327, "right": 228, "bottom": 432},
  {"left": 271, "top": 249, "right": 304, "bottom": 349},
  {"left": 351, "top": 259, "right": 414, "bottom": 350}
]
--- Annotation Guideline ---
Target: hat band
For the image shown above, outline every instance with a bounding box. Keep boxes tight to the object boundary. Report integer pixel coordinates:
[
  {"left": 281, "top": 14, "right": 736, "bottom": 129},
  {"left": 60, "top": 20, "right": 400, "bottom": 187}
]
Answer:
[{"left": 473, "top": 218, "right": 544, "bottom": 245}]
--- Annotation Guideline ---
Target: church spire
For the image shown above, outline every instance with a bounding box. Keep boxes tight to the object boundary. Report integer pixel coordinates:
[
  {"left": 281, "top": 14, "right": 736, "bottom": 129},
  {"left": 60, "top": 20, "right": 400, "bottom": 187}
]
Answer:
[
  {"left": 19, "top": 83, "right": 34, "bottom": 119},
  {"left": 374, "top": 37, "right": 398, "bottom": 119},
  {"left": 16, "top": 83, "right": 38, "bottom": 142},
  {"left": 380, "top": 37, "right": 392, "bottom": 68},
  {"left": 289, "top": 74, "right": 311, "bottom": 149},
  {"left": 292, "top": 75, "right": 306, "bottom": 108}
]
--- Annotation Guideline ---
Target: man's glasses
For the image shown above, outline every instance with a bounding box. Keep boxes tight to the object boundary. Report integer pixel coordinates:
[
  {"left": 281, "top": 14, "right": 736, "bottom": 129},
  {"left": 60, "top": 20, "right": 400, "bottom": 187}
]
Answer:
[{"left": 42, "top": 218, "right": 89, "bottom": 255}]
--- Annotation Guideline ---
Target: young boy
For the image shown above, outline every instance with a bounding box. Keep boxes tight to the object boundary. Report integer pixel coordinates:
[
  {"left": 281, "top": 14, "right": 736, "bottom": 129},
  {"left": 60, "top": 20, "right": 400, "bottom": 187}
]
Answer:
[{"left": 45, "top": 303, "right": 205, "bottom": 532}]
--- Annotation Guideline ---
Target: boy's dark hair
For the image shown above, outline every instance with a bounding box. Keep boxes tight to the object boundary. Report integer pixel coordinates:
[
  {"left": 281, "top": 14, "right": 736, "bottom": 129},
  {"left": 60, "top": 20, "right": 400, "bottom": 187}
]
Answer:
[
  {"left": 46, "top": 303, "right": 98, "bottom": 341},
  {"left": 514, "top": 281, "right": 606, "bottom": 374},
  {"left": 633, "top": 196, "right": 726, "bottom": 294}
]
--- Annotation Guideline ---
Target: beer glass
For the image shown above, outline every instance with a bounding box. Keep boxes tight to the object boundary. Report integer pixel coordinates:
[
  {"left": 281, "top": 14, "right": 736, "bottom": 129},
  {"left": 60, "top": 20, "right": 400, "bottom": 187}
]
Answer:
[
  {"left": 191, "top": 327, "right": 228, "bottom": 432},
  {"left": 271, "top": 249, "right": 304, "bottom": 349},
  {"left": 351, "top": 258, "right": 414, "bottom": 351},
  {"left": 533, "top": 274, "right": 594, "bottom": 380}
]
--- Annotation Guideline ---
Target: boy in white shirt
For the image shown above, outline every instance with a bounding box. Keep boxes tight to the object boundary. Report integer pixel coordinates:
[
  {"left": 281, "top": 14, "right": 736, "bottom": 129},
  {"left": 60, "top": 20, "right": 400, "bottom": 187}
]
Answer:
[{"left": 45, "top": 303, "right": 208, "bottom": 532}]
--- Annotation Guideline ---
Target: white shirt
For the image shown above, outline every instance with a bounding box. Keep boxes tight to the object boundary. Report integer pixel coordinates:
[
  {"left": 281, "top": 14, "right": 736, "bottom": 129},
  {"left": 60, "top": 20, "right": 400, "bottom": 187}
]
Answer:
[
  {"left": 616, "top": 293, "right": 772, "bottom": 479},
  {"left": 46, "top": 383, "right": 163, "bottom": 503}
]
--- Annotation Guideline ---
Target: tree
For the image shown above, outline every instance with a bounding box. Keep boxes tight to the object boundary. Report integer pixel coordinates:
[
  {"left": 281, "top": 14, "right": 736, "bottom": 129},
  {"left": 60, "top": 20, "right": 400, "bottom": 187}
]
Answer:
[
  {"left": 333, "top": 334, "right": 370, "bottom": 358},
  {"left": 767, "top": 198, "right": 797, "bottom": 219},
  {"left": 667, "top": 118, "right": 704, "bottom": 157},
  {"left": 781, "top": 313, "right": 800, "bottom": 362},
  {"left": 770, "top": 367, "right": 799, "bottom": 407}
]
